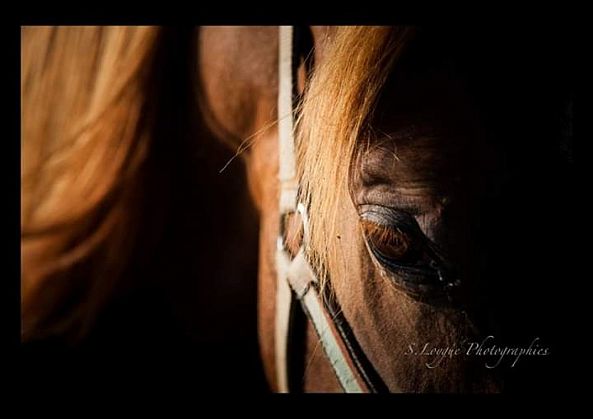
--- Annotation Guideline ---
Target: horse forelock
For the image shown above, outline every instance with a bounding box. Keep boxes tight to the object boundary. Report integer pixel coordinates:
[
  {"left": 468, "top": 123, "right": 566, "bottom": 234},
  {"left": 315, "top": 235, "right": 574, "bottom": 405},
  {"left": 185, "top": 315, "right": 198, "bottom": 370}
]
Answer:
[{"left": 296, "top": 26, "right": 414, "bottom": 295}]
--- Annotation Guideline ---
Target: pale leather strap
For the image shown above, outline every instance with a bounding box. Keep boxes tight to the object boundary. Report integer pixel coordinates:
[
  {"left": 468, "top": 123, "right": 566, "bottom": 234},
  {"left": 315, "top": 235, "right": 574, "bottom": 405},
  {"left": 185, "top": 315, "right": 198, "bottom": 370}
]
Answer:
[
  {"left": 278, "top": 26, "right": 298, "bottom": 201},
  {"left": 275, "top": 25, "right": 297, "bottom": 393},
  {"left": 275, "top": 26, "right": 382, "bottom": 393},
  {"left": 286, "top": 250, "right": 368, "bottom": 392}
]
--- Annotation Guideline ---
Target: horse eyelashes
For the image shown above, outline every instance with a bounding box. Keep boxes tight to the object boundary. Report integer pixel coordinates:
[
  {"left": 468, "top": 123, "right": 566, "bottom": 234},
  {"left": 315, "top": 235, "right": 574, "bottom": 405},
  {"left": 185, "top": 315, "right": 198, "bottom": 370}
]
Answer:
[{"left": 359, "top": 205, "right": 458, "bottom": 300}]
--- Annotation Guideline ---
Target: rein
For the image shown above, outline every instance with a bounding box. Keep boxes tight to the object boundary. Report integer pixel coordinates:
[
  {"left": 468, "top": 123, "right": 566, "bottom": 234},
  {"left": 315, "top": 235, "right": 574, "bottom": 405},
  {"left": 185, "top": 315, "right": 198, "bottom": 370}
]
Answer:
[{"left": 275, "top": 26, "right": 389, "bottom": 393}]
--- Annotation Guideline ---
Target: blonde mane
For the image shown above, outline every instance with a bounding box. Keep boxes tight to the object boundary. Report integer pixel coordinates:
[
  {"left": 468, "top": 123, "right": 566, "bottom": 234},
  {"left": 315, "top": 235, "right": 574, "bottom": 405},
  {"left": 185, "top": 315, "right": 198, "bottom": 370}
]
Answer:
[
  {"left": 21, "top": 27, "right": 161, "bottom": 341},
  {"left": 296, "top": 26, "right": 413, "bottom": 291}
]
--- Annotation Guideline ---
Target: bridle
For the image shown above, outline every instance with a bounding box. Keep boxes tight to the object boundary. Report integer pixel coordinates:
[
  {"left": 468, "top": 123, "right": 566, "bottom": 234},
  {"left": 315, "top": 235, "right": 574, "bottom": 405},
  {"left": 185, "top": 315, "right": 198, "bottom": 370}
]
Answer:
[{"left": 274, "top": 26, "right": 390, "bottom": 393}]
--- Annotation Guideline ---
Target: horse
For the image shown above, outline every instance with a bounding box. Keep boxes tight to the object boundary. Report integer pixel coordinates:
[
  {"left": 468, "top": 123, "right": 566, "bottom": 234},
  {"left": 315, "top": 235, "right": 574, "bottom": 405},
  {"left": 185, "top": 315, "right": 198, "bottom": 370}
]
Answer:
[{"left": 21, "top": 26, "right": 574, "bottom": 392}]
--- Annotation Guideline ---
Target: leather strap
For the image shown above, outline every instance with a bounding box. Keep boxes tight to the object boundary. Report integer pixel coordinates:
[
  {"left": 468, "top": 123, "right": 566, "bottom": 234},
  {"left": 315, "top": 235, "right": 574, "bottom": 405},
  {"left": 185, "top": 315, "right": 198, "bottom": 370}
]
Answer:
[
  {"left": 275, "top": 25, "right": 389, "bottom": 393},
  {"left": 286, "top": 250, "right": 370, "bottom": 392},
  {"left": 275, "top": 25, "right": 298, "bottom": 393}
]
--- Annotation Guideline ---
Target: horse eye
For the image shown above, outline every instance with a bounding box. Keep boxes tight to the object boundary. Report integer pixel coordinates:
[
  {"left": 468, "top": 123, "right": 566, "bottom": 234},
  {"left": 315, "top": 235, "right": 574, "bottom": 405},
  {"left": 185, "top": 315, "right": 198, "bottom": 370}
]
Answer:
[
  {"left": 360, "top": 219, "right": 420, "bottom": 264},
  {"left": 359, "top": 205, "right": 461, "bottom": 300}
]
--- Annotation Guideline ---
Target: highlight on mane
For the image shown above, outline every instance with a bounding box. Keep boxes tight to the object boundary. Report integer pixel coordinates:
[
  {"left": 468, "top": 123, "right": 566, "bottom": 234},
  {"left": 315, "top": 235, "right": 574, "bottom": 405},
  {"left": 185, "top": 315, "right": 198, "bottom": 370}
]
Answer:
[
  {"left": 296, "top": 26, "right": 414, "bottom": 293},
  {"left": 21, "top": 26, "right": 161, "bottom": 342}
]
